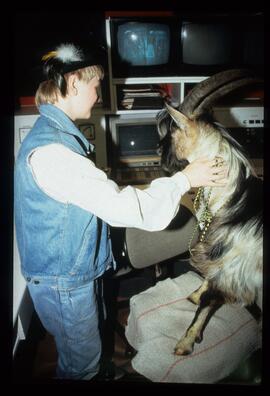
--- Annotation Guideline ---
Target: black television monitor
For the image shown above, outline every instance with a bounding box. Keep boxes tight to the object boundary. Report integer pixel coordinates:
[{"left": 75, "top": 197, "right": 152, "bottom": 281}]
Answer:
[
  {"left": 118, "top": 123, "right": 160, "bottom": 157},
  {"left": 110, "top": 17, "right": 179, "bottom": 78},
  {"left": 179, "top": 14, "right": 264, "bottom": 76},
  {"left": 109, "top": 114, "right": 161, "bottom": 167},
  {"left": 108, "top": 114, "right": 166, "bottom": 185},
  {"left": 109, "top": 14, "right": 263, "bottom": 79},
  {"left": 181, "top": 22, "right": 234, "bottom": 66}
]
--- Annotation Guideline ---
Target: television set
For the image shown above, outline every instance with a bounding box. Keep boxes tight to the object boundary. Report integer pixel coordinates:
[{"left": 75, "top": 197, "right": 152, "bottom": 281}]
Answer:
[
  {"left": 109, "top": 17, "right": 180, "bottom": 78},
  {"left": 117, "top": 123, "right": 160, "bottom": 157},
  {"left": 108, "top": 13, "right": 263, "bottom": 79},
  {"left": 181, "top": 22, "right": 234, "bottom": 66},
  {"left": 109, "top": 114, "right": 160, "bottom": 164},
  {"left": 179, "top": 14, "right": 264, "bottom": 76},
  {"left": 108, "top": 114, "right": 164, "bottom": 184}
]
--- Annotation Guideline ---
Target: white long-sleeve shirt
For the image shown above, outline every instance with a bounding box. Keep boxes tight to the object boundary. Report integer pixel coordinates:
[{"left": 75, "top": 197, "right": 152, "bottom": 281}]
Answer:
[{"left": 28, "top": 143, "right": 191, "bottom": 231}]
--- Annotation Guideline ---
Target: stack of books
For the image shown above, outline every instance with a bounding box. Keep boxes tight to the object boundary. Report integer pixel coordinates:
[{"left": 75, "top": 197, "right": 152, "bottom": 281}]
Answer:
[{"left": 119, "top": 85, "right": 166, "bottom": 110}]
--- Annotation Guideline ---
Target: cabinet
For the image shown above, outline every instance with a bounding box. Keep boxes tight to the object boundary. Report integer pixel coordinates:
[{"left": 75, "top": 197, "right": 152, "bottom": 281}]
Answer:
[
  {"left": 76, "top": 113, "right": 108, "bottom": 169},
  {"left": 13, "top": 112, "right": 39, "bottom": 355}
]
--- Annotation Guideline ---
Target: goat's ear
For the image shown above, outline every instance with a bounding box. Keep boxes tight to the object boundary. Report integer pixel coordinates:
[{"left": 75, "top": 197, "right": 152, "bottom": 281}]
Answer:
[{"left": 165, "top": 103, "right": 191, "bottom": 130}]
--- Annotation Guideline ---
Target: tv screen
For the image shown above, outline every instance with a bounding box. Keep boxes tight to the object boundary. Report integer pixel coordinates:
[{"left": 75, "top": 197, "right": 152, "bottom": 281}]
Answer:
[
  {"left": 117, "top": 22, "right": 170, "bottom": 66},
  {"left": 110, "top": 17, "right": 179, "bottom": 77},
  {"left": 118, "top": 124, "right": 159, "bottom": 156},
  {"left": 181, "top": 22, "right": 233, "bottom": 65}
]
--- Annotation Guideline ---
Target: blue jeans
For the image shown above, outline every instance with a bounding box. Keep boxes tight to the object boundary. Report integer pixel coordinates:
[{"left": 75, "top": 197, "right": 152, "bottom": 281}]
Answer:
[{"left": 27, "top": 278, "right": 103, "bottom": 380}]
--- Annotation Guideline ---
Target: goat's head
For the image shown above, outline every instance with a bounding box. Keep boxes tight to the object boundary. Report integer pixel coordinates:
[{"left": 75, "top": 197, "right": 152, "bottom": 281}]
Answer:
[
  {"left": 157, "top": 69, "right": 263, "bottom": 174},
  {"left": 157, "top": 104, "right": 206, "bottom": 170}
]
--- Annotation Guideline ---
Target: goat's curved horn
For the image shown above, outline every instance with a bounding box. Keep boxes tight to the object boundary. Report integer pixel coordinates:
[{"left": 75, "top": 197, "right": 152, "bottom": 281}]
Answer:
[
  {"left": 192, "top": 76, "right": 262, "bottom": 117},
  {"left": 180, "top": 69, "right": 263, "bottom": 118}
]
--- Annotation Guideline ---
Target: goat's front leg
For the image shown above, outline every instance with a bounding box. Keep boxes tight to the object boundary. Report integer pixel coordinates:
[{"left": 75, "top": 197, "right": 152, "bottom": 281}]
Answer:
[
  {"left": 174, "top": 295, "right": 222, "bottom": 355},
  {"left": 188, "top": 279, "right": 209, "bottom": 305}
]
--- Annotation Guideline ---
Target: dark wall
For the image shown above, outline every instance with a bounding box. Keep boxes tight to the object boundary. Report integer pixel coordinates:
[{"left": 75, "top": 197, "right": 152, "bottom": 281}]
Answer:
[{"left": 13, "top": 12, "right": 106, "bottom": 99}]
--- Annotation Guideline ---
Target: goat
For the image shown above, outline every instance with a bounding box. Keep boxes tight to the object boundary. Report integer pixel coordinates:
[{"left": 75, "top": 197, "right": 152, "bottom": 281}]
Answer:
[{"left": 157, "top": 69, "right": 263, "bottom": 355}]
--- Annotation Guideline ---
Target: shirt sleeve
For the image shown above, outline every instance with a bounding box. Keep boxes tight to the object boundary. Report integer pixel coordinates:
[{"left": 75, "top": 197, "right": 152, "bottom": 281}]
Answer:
[{"left": 28, "top": 143, "right": 191, "bottom": 231}]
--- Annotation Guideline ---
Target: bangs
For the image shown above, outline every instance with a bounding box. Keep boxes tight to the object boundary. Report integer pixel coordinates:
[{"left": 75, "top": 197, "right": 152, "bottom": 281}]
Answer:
[{"left": 72, "top": 64, "right": 104, "bottom": 82}]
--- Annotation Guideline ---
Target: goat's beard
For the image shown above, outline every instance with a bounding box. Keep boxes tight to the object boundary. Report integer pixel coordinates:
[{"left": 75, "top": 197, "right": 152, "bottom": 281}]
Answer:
[{"left": 158, "top": 133, "right": 189, "bottom": 174}]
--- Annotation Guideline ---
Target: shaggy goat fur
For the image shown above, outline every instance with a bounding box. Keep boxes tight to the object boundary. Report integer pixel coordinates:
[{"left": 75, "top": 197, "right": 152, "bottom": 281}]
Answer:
[{"left": 157, "top": 105, "right": 262, "bottom": 355}]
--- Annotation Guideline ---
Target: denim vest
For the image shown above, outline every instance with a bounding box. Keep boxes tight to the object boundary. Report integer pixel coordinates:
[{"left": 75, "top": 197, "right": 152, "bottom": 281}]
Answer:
[{"left": 14, "top": 104, "right": 114, "bottom": 288}]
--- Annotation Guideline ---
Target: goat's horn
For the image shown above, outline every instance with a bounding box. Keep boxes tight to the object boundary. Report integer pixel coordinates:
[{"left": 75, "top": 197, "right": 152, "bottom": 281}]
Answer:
[
  {"left": 180, "top": 69, "right": 263, "bottom": 118},
  {"left": 192, "top": 76, "right": 263, "bottom": 117}
]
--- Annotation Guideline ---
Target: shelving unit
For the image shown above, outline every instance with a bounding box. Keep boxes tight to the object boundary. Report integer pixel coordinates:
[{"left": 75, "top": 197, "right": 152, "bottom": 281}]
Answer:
[
  {"left": 110, "top": 77, "right": 208, "bottom": 114},
  {"left": 105, "top": 18, "right": 209, "bottom": 115},
  {"left": 104, "top": 15, "right": 263, "bottom": 182}
]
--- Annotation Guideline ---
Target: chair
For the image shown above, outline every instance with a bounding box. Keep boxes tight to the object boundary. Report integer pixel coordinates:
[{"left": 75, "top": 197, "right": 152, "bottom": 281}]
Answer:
[
  {"left": 109, "top": 205, "right": 262, "bottom": 384},
  {"left": 105, "top": 204, "right": 198, "bottom": 358}
]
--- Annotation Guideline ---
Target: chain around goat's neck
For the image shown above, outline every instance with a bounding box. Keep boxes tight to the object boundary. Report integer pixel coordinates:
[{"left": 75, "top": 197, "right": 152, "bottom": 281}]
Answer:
[
  {"left": 188, "top": 187, "right": 212, "bottom": 256},
  {"left": 188, "top": 155, "right": 229, "bottom": 256},
  {"left": 188, "top": 186, "right": 230, "bottom": 256}
]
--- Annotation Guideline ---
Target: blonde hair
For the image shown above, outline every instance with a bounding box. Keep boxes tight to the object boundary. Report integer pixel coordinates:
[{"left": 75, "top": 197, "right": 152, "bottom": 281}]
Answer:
[{"left": 35, "top": 64, "right": 104, "bottom": 107}]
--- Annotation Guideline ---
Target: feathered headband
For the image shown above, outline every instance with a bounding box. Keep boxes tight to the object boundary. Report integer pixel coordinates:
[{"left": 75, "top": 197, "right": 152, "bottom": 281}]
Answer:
[
  {"left": 41, "top": 42, "right": 105, "bottom": 78},
  {"left": 39, "top": 42, "right": 106, "bottom": 96},
  {"left": 42, "top": 44, "right": 83, "bottom": 63}
]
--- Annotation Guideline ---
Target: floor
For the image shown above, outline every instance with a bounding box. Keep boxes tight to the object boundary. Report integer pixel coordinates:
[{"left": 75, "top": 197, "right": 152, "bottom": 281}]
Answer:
[{"left": 12, "top": 268, "right": 158, "bottom": 384}]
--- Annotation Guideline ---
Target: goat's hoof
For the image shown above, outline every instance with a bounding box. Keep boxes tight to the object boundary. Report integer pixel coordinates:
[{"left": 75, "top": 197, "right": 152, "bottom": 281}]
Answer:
[{"left": 174, "top": 340, "right": 194, "bottom": 356}]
